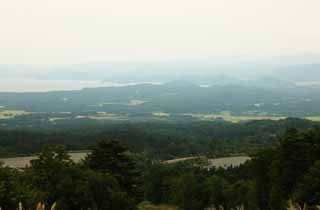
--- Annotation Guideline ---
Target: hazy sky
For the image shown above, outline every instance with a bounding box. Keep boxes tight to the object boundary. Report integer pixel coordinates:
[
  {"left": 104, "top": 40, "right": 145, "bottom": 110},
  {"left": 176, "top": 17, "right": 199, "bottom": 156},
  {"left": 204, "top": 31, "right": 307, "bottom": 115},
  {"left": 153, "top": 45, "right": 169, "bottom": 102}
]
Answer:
[{"left": 1, "top": 0, "right": 320, "bottom": 68}]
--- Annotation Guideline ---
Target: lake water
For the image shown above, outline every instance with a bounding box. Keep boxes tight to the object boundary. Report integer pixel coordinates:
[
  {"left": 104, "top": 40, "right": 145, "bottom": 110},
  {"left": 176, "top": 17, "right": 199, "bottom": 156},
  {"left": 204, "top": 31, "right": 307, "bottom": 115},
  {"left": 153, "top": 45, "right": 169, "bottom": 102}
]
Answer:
[{"left": 0, "top": 78, "right": 162, "bottom": 92}]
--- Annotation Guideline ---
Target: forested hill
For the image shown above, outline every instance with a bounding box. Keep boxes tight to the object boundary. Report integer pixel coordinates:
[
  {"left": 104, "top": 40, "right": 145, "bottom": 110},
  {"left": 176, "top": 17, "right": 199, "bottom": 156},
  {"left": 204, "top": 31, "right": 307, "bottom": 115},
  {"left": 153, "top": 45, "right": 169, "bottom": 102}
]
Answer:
[{"left": 1, "top": 81, "right": 320, "bottom": 117}]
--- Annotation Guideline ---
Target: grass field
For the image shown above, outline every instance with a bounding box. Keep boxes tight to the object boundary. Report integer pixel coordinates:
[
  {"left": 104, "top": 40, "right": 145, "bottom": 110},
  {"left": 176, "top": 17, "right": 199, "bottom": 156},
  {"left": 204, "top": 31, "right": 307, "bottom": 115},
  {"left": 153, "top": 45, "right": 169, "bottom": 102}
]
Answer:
[{"left": 0, "top": 110, "right": 30, "bottom": 119}]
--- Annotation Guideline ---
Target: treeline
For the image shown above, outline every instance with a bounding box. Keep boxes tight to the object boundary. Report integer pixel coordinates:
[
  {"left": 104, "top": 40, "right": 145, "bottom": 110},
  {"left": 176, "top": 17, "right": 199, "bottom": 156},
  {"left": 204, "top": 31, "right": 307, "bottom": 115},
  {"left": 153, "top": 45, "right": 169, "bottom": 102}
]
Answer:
[
  {"left": 0, "top": 118, "right": 317, "bottom": 159},
  {"left": 1, "top": 127, "right": 320, "bottom": 210},
  {"left": 0, "top": 141, "right": 143, "bottom": 210},
  {"left": 143, "top": 127, "right": 320, "bottom": 210}
]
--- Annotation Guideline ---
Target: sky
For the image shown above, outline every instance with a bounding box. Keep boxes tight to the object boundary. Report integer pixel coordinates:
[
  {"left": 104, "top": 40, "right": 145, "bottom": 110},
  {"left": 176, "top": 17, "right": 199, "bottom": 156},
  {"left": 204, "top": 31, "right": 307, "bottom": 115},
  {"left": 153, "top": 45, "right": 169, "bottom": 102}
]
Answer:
[{"left": 0, "top": 0, "right": 320, "bottom": 77}]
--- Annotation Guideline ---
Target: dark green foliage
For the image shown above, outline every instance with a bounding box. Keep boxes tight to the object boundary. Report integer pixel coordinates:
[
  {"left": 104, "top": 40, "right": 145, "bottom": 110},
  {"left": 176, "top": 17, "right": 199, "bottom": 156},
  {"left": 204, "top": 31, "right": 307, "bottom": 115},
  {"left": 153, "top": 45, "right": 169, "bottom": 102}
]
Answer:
[
  {"left": 204, "top": 175, "right": 228, "bottom": 208},
  {"left": 0, "top": 166, "right": 18, "bottom": 209},
  {"left": 142, "top": 127, "right": 320, "bottom": 210},
  {"left": 268, "top": 127, "right": 320, "bottom": 209},
  {"left": 0, "top": 118, "right": 316, "bottom": 159},
  {"left": 1, "top": 124, "right": 320, "bottom": 210},
  {"left": 294, "top": 161, "right": 320, "bottom": 206},
  {"left": 0, "top": 142, "right": 139, "bottom": 210},
  {"left": 86, "top": 140, "right": 142, "bottom": 205}
]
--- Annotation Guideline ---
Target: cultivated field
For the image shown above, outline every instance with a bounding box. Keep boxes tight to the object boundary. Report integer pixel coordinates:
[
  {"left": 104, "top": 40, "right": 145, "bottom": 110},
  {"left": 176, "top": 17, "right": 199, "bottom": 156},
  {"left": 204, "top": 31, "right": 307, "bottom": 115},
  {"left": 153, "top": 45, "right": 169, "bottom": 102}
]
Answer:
[
  {"left": 152, "top": 112, "right": 171, "bottom": 117},
  {"left": 0, "top": 110, "right": 30, "bottom": 119},
  {"left": 88, "top": 113, "right": 128, "bottom": 120},
  {"left": 305, "top": 116, "right": 320, "bottom": 121},
  {"left": 0, "top": 153, "right": 249, "bottom": 169},
  {"left": 163, "top": 156, "right": 250, "bottom": 169},
  {"left": 0, "top": 152, "right": 89, "bottom": 168},
  {"left": 182, "top": 113, "right": 287, "bottom": 123}
]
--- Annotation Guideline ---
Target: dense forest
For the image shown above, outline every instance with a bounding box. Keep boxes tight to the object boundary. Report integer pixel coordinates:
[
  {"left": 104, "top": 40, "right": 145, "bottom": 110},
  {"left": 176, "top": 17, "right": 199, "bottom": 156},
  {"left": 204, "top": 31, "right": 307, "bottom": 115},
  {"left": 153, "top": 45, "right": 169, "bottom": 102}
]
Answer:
[
  {"left": 1, "top": 126, "right": 320, "bottom": 210},
  {"left": 0, "top": 118, "right": 317, "bottom": 159}
]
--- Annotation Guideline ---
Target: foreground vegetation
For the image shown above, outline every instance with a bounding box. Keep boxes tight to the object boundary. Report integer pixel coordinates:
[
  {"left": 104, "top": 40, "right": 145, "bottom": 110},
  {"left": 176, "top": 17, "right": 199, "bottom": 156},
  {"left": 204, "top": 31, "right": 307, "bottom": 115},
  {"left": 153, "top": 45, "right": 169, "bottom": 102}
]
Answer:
[{"left": 0, "top": 126, "right": 320, "bottom": 210}]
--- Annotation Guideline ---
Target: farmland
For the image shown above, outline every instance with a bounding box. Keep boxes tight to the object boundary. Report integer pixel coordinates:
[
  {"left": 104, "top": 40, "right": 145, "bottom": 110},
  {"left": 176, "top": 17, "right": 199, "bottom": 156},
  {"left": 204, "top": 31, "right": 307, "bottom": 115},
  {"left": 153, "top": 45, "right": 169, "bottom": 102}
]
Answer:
[{"left": 0, "top": 110, "right": 30, "bottom": 119}]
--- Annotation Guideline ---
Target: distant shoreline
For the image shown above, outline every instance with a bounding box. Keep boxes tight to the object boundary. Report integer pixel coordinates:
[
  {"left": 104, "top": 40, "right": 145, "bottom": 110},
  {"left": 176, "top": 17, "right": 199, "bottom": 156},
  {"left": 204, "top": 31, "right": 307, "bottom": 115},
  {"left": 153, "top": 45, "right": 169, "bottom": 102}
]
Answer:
[{"left": 0, "top": 78, "right": 163, "bottom": 93}]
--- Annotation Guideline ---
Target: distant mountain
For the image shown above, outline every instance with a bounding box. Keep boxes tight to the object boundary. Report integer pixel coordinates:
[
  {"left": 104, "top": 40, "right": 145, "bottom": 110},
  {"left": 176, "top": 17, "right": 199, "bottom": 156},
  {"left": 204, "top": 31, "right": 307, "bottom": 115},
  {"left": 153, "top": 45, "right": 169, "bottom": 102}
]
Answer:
[
  {"left": 1, "top": 81, "right": 320, "bottom": 118},
  {"left": 164, "top": 80, "right": 198, "bottom": 88},
  {"left": 246, "top": 77, "right": 296, "bottom": 88},
  {"left": 277, "top": 63, "right": 320, "bottom": 82}
]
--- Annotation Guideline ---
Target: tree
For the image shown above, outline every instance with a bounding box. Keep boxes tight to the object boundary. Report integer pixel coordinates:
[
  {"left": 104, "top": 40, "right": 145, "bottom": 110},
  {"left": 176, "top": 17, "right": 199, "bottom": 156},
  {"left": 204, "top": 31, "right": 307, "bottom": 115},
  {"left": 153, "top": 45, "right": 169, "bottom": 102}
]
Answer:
[
  {"left": 204, "top": 175, "right": 228, "bottom": 208},
  {"left": 29, "top": 145, "right": 73, "bottom": 204},
  {"left": 28, "top": 144, "right": 135, "bottom": 210},
  {"left": 0, "top": 166, "right": 17, "bottom": 210},
  {"left": 86, "top": 140, "right": 142, "bottom": 204},
  {"left": 269, "top": 128, "right": 320, "bottom": 209},
  {"left": 251, "top": 148, "right": 276, "bottom": 210},
  {"left": 294, "top": 161, "right": 320, "bottom": 207},
  {"left": 172, "top": 172, "right": 205, "bottom": 210}
]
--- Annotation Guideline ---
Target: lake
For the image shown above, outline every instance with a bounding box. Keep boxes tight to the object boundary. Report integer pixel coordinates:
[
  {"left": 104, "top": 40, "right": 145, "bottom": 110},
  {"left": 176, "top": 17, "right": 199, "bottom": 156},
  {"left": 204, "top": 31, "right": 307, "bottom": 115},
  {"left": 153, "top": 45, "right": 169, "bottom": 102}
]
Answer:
[{"left": 0, "top": 78, "right": 162, "bottom": 92}]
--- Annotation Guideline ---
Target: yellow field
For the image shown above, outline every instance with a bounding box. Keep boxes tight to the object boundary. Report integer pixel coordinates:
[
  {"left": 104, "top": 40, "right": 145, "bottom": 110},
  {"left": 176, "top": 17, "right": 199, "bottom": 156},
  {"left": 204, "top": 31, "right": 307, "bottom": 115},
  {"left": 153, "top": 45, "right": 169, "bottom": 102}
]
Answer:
[
  {"left": 0, "top": 110, "right": 30, "bottom": 119},
  {"left": 88, "top": 113, "right": 128, "bottom": 121},
  {"left": 182, "top": 113, "right": 287, "bottom": 123},
  {"left": 153, "top": 112, "right": 171, "bottom": 117},
  {"left": 128, "top": 99, "right": 147, "bottom": 105},
  {"left": 138, "top": 202, "right": 180, "bottom": 210},
  {"left": 305, "top": 116, "right": 320, "bottom": 121}
]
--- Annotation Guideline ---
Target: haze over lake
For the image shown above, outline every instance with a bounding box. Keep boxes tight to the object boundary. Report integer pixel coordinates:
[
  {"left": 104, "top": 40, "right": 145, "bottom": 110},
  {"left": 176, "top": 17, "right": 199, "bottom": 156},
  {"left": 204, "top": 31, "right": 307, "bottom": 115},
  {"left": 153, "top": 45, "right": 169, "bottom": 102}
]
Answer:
[{"left": 0, "top": 78, "right": 161, "bottom": 92}]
